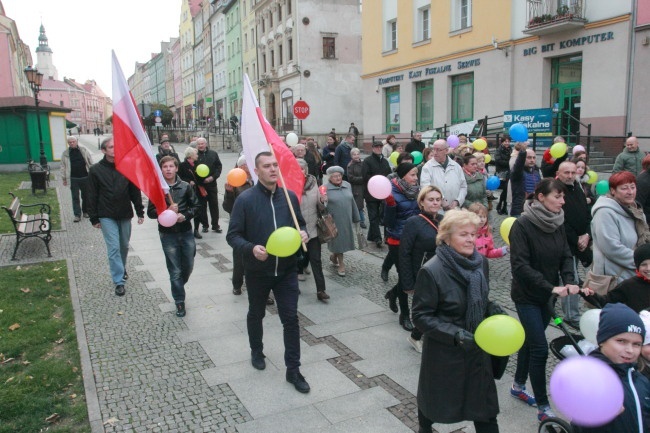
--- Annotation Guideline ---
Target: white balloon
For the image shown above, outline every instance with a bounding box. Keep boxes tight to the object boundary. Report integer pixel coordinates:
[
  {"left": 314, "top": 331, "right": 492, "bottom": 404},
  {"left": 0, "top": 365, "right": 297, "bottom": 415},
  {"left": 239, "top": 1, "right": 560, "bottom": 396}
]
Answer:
[
  {"left": 579, "top": 308, "right": 601, "bottom": 345},
  {"left": 286, "top": 132, "right": 299, "bottom": 146}
]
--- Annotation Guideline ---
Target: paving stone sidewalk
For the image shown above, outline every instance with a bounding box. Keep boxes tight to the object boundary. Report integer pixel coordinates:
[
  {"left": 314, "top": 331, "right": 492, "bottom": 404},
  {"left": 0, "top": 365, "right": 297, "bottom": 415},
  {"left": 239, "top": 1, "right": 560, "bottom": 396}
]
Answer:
[{"left": 1, "top": 137, "right": 567, "bottom": 432}]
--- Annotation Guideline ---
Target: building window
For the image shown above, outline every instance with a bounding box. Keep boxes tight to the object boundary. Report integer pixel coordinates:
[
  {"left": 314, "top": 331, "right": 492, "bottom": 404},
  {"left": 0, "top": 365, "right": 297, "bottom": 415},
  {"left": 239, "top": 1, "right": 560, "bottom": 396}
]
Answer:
[
  {"left": 262, "top": 19, "right": 265, "bottom": 33},
  {"left": 263, "top": 53, "right": 267, "bottom": 72},
  {"left": 269, "top": 12, "right": 273, "bottom": 27},
  {"left": 386, "top": 20, "right": 397, "bottom": 51},
  {"left": 418, "top": 6, "right": 430, "bottom": 41},
  {"left": 270, "top": 49, "right": 275, "bottom": 68},
  {"left": 288, "top": 38, "right": 293, "bottom": 61},
  {"left": 281, "top": 88, "right": 293, "bottom": 130},
  {"left": 278, "top": 5, "right": 282, "bottom": 21},
  {"left": 451, "top": 0, "right": 472, "bottom": 31},
  {"left": 287, "top": 0, "right": 291, "bottom": 15},
  {"left": 279, "top": 44, "right": 283, "bottom": 65},
  {"left": 451, "top": 73, "right": 474, "bottom": 124},
  {"left": 323, "top": 37, "right": 336, "bottom": 59},
  {"left": 415, "top": 80, "right": 434, "bottom": 131},
  {"left": 385, "top": 86, "right": 400, "bottom": 133}
]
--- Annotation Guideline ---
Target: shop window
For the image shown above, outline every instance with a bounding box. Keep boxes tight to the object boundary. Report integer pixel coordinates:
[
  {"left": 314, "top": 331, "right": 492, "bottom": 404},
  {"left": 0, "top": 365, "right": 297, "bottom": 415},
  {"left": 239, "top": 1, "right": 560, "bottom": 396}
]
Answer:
[
  {"left": 385, "top": 86, "right": 400, "bottom": 133},
  {"left": 451, "top": 73, "right": 473, "bottom": 124},
  {"left": 415, "top": 80, "right": 434, "bottom": 131}
]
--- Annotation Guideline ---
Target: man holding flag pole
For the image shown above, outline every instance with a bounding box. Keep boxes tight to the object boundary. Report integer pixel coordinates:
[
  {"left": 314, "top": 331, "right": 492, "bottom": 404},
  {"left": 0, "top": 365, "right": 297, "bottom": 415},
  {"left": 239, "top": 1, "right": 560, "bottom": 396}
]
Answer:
[{"left": 226, "top": 75, "right": 311, "bottom": 393}]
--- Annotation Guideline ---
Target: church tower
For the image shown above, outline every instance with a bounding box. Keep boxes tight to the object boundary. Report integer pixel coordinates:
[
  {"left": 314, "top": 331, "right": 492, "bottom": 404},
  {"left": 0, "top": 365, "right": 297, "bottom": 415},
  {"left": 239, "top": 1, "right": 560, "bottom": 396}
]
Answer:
[{"left": 35, "top": 23, "right": 58, "bottom": 80}]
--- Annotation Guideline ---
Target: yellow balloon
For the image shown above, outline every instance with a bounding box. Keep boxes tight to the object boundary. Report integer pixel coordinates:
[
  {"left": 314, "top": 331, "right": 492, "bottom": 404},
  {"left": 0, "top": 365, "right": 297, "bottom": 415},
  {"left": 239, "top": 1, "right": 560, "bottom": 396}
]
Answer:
[
  {"left": 196, "top": 164, "right": 210, "bottom": 177},
  {"left": 389, "top": 151, "right": 400, "bottom": 166},
  {"left": 475, "top": 315, "right": 525, "bottom": 356},
  {"left": 484, "top": 154, "right": 492, "bottom": 164},
  {"left": 500, "top": 217, "right": 516, "bottom": 246},
  {"left": 550, "top": 142, "right": 567, "bottom": 159},
  {"left": 266, "top": 227, "right": 301, "bottom": 257},
  {"left": 473, "top": 139, "right": 487, "bottom": 151},
  {"left": 586, "top": 170, "right": 598, "bottom": 185}
]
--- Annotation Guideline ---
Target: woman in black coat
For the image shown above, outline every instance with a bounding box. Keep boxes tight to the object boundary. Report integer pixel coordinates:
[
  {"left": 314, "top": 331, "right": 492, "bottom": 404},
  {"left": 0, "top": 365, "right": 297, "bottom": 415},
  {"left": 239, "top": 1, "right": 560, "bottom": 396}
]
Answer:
[
  {"left": 178, "top": 147, "right": 208, "bottom": 238},
  {"left": 399, "top": 185, "right": 443, "bottom": 352},
  {"left": 412, "top": 209, "right": 504, "bottom": 433},
  {"left": 509, "top": 178, "right": 586, "bottom": 422}
]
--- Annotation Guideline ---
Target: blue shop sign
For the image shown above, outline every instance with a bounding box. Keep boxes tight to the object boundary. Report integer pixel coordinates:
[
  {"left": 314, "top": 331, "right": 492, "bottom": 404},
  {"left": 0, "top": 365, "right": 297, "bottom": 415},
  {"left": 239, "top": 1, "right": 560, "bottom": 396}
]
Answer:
[{"left": 503, "top": 108, "right": 553, "bottom": 133}]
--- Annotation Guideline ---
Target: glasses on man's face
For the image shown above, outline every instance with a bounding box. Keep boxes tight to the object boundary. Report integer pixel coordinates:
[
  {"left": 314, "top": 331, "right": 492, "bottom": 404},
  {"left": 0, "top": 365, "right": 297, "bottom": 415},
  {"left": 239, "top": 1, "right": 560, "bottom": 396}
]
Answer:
[{"left": 432, "top": 147, "right": 447, "bottom": 152}]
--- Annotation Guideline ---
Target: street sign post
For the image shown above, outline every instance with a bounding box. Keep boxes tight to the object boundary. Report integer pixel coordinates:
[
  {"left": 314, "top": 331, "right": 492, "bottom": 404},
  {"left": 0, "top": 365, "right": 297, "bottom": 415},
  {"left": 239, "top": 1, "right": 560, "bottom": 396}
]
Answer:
[{"left": 293, "top": 100, "right": 310, "bottom": 120}]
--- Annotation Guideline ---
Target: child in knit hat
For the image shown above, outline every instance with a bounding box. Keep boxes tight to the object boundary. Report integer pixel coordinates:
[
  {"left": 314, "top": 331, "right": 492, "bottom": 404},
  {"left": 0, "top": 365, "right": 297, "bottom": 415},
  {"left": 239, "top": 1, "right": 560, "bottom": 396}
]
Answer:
[
  {"left": 584, "top": 243, "right": 650, "bottom": 313},
  {"left": 572, "top": 303, "right": 650, "bottom": 432}
]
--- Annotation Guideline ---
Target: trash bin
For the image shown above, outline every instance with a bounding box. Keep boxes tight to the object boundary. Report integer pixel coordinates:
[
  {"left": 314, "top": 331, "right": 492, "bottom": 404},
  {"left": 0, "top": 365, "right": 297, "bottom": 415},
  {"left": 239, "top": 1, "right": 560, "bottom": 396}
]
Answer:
[{"left": 28, "top": 163, "right": 47, "bottom": 194}]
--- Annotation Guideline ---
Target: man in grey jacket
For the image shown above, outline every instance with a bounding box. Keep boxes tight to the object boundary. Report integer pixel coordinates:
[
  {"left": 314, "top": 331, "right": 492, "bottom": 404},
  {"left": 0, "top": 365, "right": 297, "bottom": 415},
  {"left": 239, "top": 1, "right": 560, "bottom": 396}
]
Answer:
[{"left": 60, "top": 136, "right": 94, "bottom": 222}]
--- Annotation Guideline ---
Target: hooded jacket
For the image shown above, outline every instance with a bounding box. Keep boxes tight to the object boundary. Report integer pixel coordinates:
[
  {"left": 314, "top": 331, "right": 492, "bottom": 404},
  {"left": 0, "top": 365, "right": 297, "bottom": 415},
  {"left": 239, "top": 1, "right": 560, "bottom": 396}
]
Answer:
[
  {"left": 573, "top": 349, "right": 650, "bottom": 433},
  {"left": 613, "top": 148, "right": 643, "bottom": 177},
  {"left": 591, "top": 196, "right": 638, "bottom": 282}
]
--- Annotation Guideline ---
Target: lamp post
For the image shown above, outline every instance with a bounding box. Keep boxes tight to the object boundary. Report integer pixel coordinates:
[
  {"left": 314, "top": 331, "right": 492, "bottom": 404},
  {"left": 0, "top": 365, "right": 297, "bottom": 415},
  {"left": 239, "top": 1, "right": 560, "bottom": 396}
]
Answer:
[{"left": 24, "top": 66, "right": 47, "bottom": 167}]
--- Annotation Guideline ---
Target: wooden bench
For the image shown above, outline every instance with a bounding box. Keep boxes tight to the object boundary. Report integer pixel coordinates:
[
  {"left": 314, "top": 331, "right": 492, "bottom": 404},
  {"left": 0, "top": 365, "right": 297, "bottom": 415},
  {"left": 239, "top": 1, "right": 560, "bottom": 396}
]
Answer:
[{"left": 2, "top": 192, "right": 52, "bottom": 260}]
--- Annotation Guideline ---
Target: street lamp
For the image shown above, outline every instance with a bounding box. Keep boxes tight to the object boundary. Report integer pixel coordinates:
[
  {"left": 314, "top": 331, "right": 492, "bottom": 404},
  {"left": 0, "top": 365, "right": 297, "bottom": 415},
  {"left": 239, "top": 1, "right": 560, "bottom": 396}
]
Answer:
[{"left": 24, "top": 66, "right": 47, "bottom": 167}]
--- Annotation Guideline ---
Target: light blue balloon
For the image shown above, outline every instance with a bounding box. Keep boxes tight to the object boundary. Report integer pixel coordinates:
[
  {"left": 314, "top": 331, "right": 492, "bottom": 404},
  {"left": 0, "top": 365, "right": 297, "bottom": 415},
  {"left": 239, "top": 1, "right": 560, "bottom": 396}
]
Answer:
[
  {"left": 509, "top": 123, "right": 529, "bottom": 142},
  {"left": 486, "top": 175, "right": 500, "bottom": 191}
]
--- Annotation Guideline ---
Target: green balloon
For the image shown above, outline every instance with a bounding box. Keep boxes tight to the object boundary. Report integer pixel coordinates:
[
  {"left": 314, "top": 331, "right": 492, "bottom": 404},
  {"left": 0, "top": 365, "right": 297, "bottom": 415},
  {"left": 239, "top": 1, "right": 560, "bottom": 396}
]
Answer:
[
  {"left": 595, "top": 180, "right": 610, "bottom": 195},
  {"left": 266, "top": 227, "right": 301, "bottom": 257},
  {"left": 411, "top": 151, "right": 423, "bottom": 165}
]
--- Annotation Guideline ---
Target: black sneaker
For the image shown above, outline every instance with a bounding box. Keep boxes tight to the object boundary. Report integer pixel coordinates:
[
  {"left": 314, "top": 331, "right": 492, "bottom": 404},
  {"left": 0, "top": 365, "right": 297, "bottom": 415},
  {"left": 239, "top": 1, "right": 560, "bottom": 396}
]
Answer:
[
  {"left": 115, "top": 285, "right": 125, "bottom": 296},
  {"left": 233, "top": 287, "right": 242, "bottom": 295},
  {"left": 194, "top": 230, "right": 203, "bottom": 239},
  {"left": 201, "top": 226, "right": 209, "bottom": 233},
  {"left": 123, "top": 271, "right": 129, "bottom": 280},
  {"left": 286, "top": 369, "right": 310, "bottom": 393},
  {"left": 380, "top": 268, "right": 389, "bottom": 282},
  {"left": 176, "top": 302, "right": 186, "bottom": 317},
  {"left": 212, "top": 226, "right": 223, "bottom": 233},
  {"left": 251, "top": 352, "right": 266, "bottom": 370}
]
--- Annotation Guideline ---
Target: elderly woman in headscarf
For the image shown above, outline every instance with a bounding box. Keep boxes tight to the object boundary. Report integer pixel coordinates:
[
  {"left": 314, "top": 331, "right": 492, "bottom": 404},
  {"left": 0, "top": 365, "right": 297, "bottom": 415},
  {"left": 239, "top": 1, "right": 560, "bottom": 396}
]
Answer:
[
  {"left": 296, "top": 158, "right": 329, "bottom": 301},
  {"left": 325, "top": 165, "right": 360, "bottom": 276}
]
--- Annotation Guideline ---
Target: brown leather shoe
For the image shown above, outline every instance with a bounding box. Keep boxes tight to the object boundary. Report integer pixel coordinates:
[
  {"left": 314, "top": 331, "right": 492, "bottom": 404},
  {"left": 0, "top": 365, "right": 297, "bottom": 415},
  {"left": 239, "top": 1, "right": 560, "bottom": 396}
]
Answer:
[{"left": 317, "top": 291, "right": 330, "bottom": 301}]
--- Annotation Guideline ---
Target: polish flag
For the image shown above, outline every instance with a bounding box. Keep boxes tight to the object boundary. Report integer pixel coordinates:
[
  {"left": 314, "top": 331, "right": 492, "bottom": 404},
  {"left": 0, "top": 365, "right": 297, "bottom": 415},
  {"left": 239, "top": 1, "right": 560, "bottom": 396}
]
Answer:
[
  {"left": 241, "top": 74, "right": 305, "bottom": 201},
  {"left": 111, "top": 51, "right": 168, "bottom": 215}
]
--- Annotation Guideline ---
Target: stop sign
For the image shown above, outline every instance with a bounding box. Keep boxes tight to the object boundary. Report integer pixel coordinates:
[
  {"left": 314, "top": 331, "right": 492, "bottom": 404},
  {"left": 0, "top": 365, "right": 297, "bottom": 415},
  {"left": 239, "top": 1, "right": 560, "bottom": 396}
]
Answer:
[{"left": 293, "top": 100, "right": 310, "bottom": 120}]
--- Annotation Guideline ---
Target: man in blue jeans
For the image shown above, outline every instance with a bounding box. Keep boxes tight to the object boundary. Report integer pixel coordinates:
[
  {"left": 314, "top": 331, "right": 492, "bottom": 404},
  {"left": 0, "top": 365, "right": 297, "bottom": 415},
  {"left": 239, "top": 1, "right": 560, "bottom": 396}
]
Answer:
[
  {"left": 87, "top": 137, "right": 144, "bottom": 296},
  {"left": 147, "top": 156, "right": 201, "bottom": 317},
  {"left": 226, "top": 152, "right": 310, "bottom": 393}
]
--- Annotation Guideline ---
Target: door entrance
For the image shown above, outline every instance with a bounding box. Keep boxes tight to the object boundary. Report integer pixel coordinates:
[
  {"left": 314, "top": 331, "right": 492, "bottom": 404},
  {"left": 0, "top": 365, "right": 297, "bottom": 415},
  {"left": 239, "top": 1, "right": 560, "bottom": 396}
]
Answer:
[{"left": 550, "top": 55, "right": 582, "bottom": 143}]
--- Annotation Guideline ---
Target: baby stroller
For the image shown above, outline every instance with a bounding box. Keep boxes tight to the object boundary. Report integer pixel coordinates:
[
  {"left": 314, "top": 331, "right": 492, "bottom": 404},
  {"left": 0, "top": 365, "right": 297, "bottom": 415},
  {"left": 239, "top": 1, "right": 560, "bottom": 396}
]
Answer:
[{"left": 538, "top": 294, "right": 602, "bottom": 433}]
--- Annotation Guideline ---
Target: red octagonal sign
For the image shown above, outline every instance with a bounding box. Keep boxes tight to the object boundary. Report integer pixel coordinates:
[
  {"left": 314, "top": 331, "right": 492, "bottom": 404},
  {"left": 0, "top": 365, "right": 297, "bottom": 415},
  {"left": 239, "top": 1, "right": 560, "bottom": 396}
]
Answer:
[{"left": 293, "top": 100, "right": 310, "bottom": 120}]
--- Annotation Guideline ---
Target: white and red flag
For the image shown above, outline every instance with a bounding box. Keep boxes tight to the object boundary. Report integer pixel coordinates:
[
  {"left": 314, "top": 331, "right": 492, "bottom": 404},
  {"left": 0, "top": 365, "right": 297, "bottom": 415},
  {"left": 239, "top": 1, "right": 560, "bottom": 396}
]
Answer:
[
  {"left": 241, "top": 74, "right": 305, "bottom": 200},
  {"left": 111, "top": 50, "right": 168, "bottom": 215}
]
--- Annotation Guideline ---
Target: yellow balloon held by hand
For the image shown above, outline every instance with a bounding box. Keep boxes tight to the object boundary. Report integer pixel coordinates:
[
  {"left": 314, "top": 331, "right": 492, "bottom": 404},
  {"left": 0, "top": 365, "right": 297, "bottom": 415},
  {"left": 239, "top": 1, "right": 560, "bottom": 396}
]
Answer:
[
  {"left": 484, "top": 154, "right": 492, "bottom": 164},
  {"left": 500, "top": 217, "right": 516, "bottom": 246},
  {"left": 550, "top": 142, "right": 567, "bottom": 159},
  {"left": 266, "top": 227, "right": 301, "bottom": 257},
  {"left": 196, "top": 164, "right": 210, "bottom": 177},
  {"left": 586, "top": 170, "right": 598, "bottom": 185},
  {"left": 389, "top": 151, "right": 400, "bottom": 166},
  {"left": 473, "top": 139, "right": 487, "bottom": 151},
  {"left": 475, "top": 315, "right": 525, "bottom": 356}
]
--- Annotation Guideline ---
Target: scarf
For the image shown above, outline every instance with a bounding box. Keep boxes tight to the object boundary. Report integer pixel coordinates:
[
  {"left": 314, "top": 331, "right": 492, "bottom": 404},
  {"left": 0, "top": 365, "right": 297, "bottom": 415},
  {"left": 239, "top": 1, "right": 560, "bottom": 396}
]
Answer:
[
  {"left": 303, "top": 174, "right": 317, "bottom": 193},
  {"left": 618, "top": 199, "right": 650, "bottom": 247},
  {"left": 436, "top": 244, "right": 488, "bottom": 332},
  {"left": 636, "top": 270, "right": 650, "bottom": 284},
  {"left": 522, "top": 200, "right": 564, "bottom": 233},
  {"left": 394, "top": 178, "right": 420, "bottom": 201}
]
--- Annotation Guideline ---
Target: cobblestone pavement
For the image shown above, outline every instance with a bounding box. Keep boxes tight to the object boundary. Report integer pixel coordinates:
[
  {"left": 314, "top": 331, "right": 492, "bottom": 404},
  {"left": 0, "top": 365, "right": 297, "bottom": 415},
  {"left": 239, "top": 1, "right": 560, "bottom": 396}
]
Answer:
[{"left": 1, "top": 137, "right": 577, "bottom": 432}]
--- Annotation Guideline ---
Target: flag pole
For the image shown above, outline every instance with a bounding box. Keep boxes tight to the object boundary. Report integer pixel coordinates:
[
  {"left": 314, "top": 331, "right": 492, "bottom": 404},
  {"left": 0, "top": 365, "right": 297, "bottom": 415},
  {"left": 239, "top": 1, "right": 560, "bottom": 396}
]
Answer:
[{"left": 267, "top": 143, "right": 308, "bottom": 252}]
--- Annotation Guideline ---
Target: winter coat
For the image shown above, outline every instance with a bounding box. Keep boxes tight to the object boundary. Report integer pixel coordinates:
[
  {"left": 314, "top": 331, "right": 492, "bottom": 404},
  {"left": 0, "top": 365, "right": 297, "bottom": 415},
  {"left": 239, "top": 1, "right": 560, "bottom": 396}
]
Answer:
[
  {"left": 405, "top": 139, "right": 425, "bottom": 154},
  {"left": 494, "top": 144, "right": 511, "bottom": 174},
  {"left": 636, "top": 170, "right": 650, "bottom": 223},
  {"left": 146, "top": 176, "right": 200, "bottom": 233},
  {"left": 591, "top": 196, "right": 639, "bottom": 283},
  {"left": 299, "top": 176, "right": 320, "bottom": 241},
  {"left": 540, "top": 151, "right": 567, "bottom": 178},
  {"left": 196, "top": 148, "right": 223, "bottom": 186},
  {"left": 325, "top": 180, "right": 359, "bottom": 253},
  {"left": 321, "top": 144, "right": 337, "bottom": 173},
  {"left": 222, "top": 179, "right": 253, "bottom": 214},
  {"left": 420, "top": 157, "right": 468, "bottom": 208},
  {"left": 155, "top": 149, "right": 180, "bottom": 164},
  {"left": 398, "top": 212, "right": 441, "bottom": 292},
  {"left": 86, "top": 157, "right": 144, "bottom": 226},
  {"left": 588, "top": 275, "right": 650, "bottom": 313},
  {"left": 510, "top": 213, "right": 575, "bottom": 306},
  {"left": 412, "top": 256, "right": 499, "bottom": 423},
  {"left": 613, "top": 148, "right": 643, "bottom": 177},
  {"left": 382, "top": 142, "right": 393, "bottom": 160},
  {"left": 463, "top": 171, "right": 487, "bottom": 208},
  {"left": 347, "top": 159, "right": 365, "bottom": 210},
  {"left": 60, "top": 144, "right": 94, "bottom": 183},
  {"left": 476, "top": 224, "right": 506, "bottom": 259},
  {"left": 333, "top": 141, "right": 353, "bottom": 177},
  {"left": 383, "top": 180, "right": 420, "bottom": 241},
  {"left": 362, "top": 153, "right": 392, "bottom": 202},
  {"left": 226, "top": 182, "right": 306, "bottom": 277},
  {"left": 510, "top": 150, "right": 541, "bottom": 216},
  {"left": 562, "top": 180, "right": 593, "bottom": 263},
  {"left": 572, "top": 349, "right": 650, "bottom": 433}
]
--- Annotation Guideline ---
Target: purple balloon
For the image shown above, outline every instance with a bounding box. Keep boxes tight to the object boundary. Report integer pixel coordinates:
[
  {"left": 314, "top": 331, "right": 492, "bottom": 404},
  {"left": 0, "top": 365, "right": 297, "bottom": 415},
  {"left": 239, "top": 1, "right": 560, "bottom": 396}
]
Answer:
[
  {"left": 447, "top": 135, "right": 460, "bottom": 148},
  {"left": 550, "top": 356, "right": 624, "bottom": 427},
  {"left": 158, "top": 209, "right": 178, "bottom": 227}
]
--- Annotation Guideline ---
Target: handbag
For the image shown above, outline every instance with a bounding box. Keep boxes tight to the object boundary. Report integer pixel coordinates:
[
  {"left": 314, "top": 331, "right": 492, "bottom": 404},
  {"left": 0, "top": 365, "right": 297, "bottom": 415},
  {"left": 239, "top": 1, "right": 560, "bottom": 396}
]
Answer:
[
  {"left": 356, "top": 224, "right": 368, "bottom": 250},
  {"left": 582, "top": 270, "right": 621, "bottom": 308},
  {"left": 197, "top": 185, "right": 208, "bottom": 197},
  {"left": 316, "top": 205, "right": 338, "bottom": 243}
]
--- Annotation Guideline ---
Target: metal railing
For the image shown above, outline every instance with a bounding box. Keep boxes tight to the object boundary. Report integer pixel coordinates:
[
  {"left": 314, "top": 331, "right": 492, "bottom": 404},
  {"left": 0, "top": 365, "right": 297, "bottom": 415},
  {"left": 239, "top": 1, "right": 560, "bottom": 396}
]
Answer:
[{"left": 526, "top": 0, "right": 586, "bottom": 29}]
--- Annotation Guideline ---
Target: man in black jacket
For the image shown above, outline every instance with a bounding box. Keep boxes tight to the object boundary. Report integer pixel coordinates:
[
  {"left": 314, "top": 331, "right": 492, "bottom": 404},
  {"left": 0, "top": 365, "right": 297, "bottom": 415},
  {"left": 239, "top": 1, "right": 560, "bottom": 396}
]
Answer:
[
  {"left": 557, "top": 161, "right": 592, "bottom": 327},
  {"left": 196, "top": 137, "right": 223, "bottom": 232},
  {"left": 494, "top": 135, "right": 511, "bottom": 215},
  {"left": 405, "top": 131, "right": 425, "bottom": 154},
  {"left": 147, "top": 156, "right": 201, "bottom": 317},
  {"left": 226, "top": 152, "right": 310, "bottom": 393},
  {"left": 87, "top": 137, "right": 144, "bottom": 296},
  {"left": 363, "top": 141, "right": 392, "bottom": 247}
]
